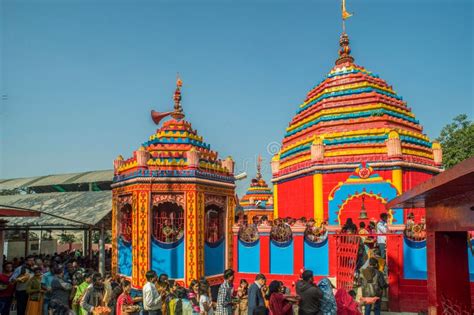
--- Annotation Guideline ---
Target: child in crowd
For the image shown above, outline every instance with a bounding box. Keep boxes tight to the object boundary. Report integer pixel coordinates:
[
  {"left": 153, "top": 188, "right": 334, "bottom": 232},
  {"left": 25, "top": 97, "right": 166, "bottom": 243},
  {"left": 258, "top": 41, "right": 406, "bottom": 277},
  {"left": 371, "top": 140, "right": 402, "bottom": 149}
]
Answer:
[{"left": 235, "top": 279, "right": 248, "bottom": 315}]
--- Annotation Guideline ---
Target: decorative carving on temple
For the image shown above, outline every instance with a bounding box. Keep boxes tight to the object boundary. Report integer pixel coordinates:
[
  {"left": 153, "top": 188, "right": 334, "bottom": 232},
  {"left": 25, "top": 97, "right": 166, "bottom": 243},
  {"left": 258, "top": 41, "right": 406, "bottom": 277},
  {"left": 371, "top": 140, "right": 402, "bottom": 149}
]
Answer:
[
  {"left": 386, "top": 131, "right": 402, "bottom": 157},
  {"left": 271, "top": 154, "right": 280, "bottom": 175},
  {"left": 304, "top": 221, "right": 328, "bottom": 243},
  {"left": 186, "top": 149, "right": 200, "bottom": 168},
  {"left": 238, "top": 224, "right": 260, "bottom": 243},
  {"left": 270, "top": 219, "right": 293, "bottom": 243},
  {"left": 335, "top": 32, "right": 354, "bottom": 65},
  {"left": 152, "top": 193, "right": 185, "bottom": 207},
  {"left": 221, "top": 156, "right": 235, "bottom": 174},
  {"left": 118, "top": 195, "right": 133, "bottom": 208},
  {"left": 432, "top": 142, "right": 443, "bottom": 165},
  {"left": 205, "top": 195, "right": 226, "bottom": 208},
  {"left": 404, "top": 213, "right": 426, "bottom": 241},
  {"left": 311, "top": 137, "right": 325, "bottom": 162},
  {"left": 114, "top": 155, "right": 125, "bottom": 175},
  {"left": 136, "top": 146, "right": 151, "bottom": 168}
]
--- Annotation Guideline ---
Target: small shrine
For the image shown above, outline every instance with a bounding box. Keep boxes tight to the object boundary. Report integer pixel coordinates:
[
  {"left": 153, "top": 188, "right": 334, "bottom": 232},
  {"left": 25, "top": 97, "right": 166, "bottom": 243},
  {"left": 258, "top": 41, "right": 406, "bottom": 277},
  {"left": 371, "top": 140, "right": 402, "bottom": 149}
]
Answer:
[
  {"left": 238, "top": 155, "right": 274, "bottom": 223},
  {"left": 111, "top": 77, "right": 236, "bottom": 287}
]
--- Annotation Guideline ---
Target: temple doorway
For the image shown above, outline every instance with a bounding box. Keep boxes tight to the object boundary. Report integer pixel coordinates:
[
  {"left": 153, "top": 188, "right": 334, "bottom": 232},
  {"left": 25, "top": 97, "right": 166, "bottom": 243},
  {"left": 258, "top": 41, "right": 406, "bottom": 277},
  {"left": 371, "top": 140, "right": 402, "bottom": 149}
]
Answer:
[{"left": 338, "top": 193, "right": 389, "bottom": 226}]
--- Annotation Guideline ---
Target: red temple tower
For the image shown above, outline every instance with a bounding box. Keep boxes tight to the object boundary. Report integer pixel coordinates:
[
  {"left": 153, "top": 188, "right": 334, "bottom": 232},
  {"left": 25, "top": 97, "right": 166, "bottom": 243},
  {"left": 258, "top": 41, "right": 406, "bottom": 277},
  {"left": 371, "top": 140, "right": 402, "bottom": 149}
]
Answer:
[{"left": 271, "top": 33, "right": 444, "bottom": 227}]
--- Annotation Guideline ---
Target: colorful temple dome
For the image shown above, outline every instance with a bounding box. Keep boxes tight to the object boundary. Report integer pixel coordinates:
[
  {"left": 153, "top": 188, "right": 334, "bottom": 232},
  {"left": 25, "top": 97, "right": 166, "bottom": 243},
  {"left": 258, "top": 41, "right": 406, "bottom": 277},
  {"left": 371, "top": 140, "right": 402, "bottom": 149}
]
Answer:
[
  {"left": 113, "top": 78, "right": 235, "bottom": 184},
  {"left": 240, "top": 156, "right": 274, "bottom": 211},
  {"left": 272, "top": 33, "right": 443, "bottom": 177}
]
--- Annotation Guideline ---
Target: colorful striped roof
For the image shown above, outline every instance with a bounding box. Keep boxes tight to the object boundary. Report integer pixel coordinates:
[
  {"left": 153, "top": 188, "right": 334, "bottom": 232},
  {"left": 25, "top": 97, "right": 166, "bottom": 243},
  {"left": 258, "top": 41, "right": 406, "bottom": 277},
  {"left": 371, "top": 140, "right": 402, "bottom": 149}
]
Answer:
[
  {"left": 114, "top": 80, "right": 233, "bottom": 182},
  {"left": 240, "top": 156, "right": 273, "bottom": 210},
  {"left": 274, "top": 33, "right": 439, "bottom": 175}
]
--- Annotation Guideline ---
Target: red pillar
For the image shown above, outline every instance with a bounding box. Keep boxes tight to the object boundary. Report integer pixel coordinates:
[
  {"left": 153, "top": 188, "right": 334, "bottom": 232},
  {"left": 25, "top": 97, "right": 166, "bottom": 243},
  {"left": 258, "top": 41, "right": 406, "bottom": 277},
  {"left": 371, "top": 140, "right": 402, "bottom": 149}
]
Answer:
[
  {"left": 292, "top": 225, "right": 305, "bottom": 275},
  {"left": 427, "top": 231, "right": 471, "bottom": 314},
  {"left": 387, "top": 234, "right": 401, "bottom": 312},
  {"left": 328, "top": 234, "right": 337, "bottom": 277},
  {"left": 259, "top": 225, "right": 271, "bottom": 274},
  {"left": 232, "top": 226, "right": 239, "bottom": 271}
]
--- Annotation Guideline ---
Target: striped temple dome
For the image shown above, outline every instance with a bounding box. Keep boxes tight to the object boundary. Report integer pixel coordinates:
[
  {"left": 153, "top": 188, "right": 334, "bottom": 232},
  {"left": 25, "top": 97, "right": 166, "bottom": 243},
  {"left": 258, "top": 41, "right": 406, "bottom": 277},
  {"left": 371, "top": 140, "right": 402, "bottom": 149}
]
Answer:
[
  {"left": 240, "top": 177, "right": 273, "bottom": 211},
  {"left": 274, "top": 33, "right": 440, "bottom": 176},
  {"left": 240, "top": 156, "right": 273, "bottom": 211},
  {"left": 114, "top": 80, "right": 234, "bottom": 183}
]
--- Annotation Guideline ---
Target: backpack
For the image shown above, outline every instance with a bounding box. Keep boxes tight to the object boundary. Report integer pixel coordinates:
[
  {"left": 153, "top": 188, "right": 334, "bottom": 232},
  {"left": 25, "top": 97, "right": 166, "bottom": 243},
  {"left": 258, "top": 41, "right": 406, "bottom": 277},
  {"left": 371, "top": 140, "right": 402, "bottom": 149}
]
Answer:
[{"left": 361, "top": 271, "right": 383, "bottom": 298}]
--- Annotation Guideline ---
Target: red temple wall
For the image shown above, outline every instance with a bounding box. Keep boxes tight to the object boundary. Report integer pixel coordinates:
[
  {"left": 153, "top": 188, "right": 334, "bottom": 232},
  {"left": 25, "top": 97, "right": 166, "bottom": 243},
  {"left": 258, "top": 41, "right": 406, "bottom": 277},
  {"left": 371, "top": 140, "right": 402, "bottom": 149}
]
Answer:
[
  {"left": 402, "top": 170, "right": 434, "bottom": 222},
  {"left": 278, "top": 168, "right": 434, "bottom": 222},
  {"left": 277, "top": 175, "right": 314, "bottom": 218},
  {"left": 403, "top": 169, "right": 433, "bottom": 191},
  {"left": 322, "top": 172, "right": 352, "bottom": 220}
]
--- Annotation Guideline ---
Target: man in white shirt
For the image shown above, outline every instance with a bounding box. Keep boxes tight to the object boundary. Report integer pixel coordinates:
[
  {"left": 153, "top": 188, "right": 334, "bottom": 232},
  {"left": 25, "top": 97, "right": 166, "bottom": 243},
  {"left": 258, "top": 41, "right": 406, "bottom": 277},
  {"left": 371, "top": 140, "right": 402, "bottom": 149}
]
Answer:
[
  {"left": 142, "top": 270, "right": 162, "bottom": 315},
  {"left": 376, "top": 213, "right": 389, "bottom": 259}
]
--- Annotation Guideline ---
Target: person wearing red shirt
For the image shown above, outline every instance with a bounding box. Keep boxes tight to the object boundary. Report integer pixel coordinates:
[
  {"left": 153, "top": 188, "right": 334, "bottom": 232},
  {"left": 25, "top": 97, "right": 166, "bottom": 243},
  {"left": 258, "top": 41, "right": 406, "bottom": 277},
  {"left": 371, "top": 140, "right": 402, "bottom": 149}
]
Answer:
[
  {"left": 0, "top": 262, "right": 15, "bottom": 315},
  {"left": 268, "top": 281, "right": 296, "bottom": 315},
  {"left": 116, "top": 279, "right": 140, "bottom": 315}
]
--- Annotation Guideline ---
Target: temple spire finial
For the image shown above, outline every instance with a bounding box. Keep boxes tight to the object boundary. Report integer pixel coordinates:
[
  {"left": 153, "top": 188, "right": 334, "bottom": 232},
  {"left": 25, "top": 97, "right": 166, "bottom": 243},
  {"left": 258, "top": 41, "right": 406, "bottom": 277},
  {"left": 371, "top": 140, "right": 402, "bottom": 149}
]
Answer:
[
  {"left": 256, "top": 154, "right": 262, "bottom": 180},
  {"left": 336, "top": 0, "right": 354, "bottom": 65},
  {"left": 335, "top": 32, "right": 354, "bottom": 65},
  {"left": 171, "top": 73, "right": 185, "bottom": 120}
]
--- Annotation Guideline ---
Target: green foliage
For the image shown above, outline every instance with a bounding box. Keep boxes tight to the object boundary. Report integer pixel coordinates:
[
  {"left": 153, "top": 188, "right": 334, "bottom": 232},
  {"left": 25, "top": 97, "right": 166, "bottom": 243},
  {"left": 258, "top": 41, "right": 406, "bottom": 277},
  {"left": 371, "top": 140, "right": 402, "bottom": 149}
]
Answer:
[
  {"left": 436, "top": 114, "right": 474, "bottom": 169},
  {"left": 92, "top": 230, "right": 112, "bottom": 244},
  {"left": 58, "top": 232, "right": 76, "bottom": 245}
]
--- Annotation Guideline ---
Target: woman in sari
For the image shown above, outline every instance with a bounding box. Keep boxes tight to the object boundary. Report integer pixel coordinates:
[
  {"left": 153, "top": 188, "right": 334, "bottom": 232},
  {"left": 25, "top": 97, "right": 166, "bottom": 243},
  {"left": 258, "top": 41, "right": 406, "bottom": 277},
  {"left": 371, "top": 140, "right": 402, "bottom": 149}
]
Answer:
[
  {"left": 26, "top": 267, "right": 44, "bottom": 315},
  {"left": 317, "top": 278, "right": 336, "bottom": 315}
]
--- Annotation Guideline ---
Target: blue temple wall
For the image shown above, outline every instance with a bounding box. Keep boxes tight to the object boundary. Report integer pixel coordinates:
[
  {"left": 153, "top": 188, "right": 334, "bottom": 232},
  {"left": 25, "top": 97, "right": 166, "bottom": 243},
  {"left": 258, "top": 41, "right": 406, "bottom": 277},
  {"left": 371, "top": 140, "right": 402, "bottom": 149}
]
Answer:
[
  {"left": 118, "top": 237, "right": 132, "bottom": 276},
  {"left": 238, "top": 239, "right": 260, "bottom": 273},
  {"left": 151, "top": 237, "right": 184, "bottom": 279},
  {"left": 304, "top": 238, "right": 329, "bottom": 276},
  {"left": 270, "top": 239, "right": 294, "bottom": 275},
  {"left": 403, "top": 238, "right": 474, "bottom": 281},
  {"left": 204, "top": 238, "right": 225, "bottom": 276},
  {"left": 403, "top": 237, "right": 427, "bottom": 280}
]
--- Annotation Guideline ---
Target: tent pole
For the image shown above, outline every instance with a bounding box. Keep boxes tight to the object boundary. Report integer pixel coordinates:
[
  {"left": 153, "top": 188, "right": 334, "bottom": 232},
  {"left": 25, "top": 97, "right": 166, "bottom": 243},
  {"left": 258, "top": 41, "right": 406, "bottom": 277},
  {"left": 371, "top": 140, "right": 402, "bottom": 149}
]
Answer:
[
  {"left": 0, "top": 220, "right": 7, "bottom": 273},
  {"left": 24, "top": 227, "right": 30, "bottom": 257},
  {"left": 99, "top": 223, "right": 105, "bottom": 276}
]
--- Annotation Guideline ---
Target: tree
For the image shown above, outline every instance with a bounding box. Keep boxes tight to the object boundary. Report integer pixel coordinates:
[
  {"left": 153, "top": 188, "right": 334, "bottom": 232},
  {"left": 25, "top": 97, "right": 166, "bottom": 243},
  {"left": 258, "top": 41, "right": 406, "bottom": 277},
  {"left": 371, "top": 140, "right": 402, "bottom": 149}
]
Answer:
[
  {"left": 92, "top": 230, "right": 112, "bottom": 244},
  {"left": 58, "top": 232, "right": 76, "bottom": 251},
  {"left": 436, "top": 114, "right": 474, "bottom": 169}
]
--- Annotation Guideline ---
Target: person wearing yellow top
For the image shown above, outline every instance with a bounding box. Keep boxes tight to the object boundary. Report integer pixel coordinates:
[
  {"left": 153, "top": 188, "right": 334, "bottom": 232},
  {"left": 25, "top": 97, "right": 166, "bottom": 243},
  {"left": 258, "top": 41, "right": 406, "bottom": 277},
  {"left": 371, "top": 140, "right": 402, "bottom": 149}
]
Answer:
[{"left": 25, "top": 268, "right": 44, "bottom": 315}]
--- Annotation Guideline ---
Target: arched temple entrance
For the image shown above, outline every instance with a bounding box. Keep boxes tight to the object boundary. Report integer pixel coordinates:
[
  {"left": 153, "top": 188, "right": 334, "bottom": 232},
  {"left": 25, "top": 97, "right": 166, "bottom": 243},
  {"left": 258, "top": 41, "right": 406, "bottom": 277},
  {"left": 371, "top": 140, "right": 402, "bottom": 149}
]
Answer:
[{"left": 328, "top": 172, "right": 401, "bottom": 226}]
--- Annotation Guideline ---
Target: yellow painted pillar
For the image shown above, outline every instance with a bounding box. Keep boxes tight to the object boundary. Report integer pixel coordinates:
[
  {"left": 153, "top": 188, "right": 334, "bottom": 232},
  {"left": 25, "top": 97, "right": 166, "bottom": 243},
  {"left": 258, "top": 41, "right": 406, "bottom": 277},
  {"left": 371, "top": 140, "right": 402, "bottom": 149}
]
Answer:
[
  {"left": 273, "top": 184, "right": 279, "bottom": 219},
  {"left": 392, "top": 168, "right": 403, "bottom": 194},
  {"left": 111, "top": 194, "right": 118, "bottom": 276},
  {"left": 131, "top": 191, "right": 140, "bottom": 287},
  {"left": 313, "top": 173, "right": 323, "bottom": 222},
  {"left": 136, "top": 191, "right": 150, "bottom": 286},
  {"left": 185, "top": 190, "right": 205, "bottom": 285},
  {"left": 227, "top": 195, "right": 235, "bottom": 269}
]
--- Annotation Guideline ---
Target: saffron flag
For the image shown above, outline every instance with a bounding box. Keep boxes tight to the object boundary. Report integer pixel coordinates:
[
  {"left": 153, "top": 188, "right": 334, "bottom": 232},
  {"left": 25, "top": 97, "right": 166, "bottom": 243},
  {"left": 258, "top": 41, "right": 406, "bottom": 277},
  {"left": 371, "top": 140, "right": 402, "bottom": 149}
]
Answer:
[{"left": 342, "top": 0, "right": 352, "bottom": 20}]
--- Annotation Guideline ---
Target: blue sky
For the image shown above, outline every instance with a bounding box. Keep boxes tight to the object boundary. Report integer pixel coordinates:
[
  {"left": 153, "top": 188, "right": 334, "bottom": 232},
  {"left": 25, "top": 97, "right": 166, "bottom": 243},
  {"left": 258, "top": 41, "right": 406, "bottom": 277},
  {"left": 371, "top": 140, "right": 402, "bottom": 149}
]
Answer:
[{"left": 1, "top": 0, "right": 472, "bottom": 196}]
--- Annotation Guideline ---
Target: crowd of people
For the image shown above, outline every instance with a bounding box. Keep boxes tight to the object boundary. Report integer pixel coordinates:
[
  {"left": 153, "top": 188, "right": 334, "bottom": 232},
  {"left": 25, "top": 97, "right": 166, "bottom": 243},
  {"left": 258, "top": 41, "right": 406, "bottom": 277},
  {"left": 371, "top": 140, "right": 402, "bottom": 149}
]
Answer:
[
  {"left": 0, "top": 213, "right": 395, "bottom": 315},
  {"left": 0, "top": 251, "right": 118, "bottom": 315}
]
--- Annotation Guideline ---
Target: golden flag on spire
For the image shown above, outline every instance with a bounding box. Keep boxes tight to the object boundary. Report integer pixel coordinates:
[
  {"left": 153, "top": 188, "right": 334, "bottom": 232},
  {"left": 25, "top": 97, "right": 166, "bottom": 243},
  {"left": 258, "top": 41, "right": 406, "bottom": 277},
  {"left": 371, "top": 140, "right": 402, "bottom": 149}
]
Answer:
[{"left": 342, "top": 0, "right": 352, "bottom": 20}]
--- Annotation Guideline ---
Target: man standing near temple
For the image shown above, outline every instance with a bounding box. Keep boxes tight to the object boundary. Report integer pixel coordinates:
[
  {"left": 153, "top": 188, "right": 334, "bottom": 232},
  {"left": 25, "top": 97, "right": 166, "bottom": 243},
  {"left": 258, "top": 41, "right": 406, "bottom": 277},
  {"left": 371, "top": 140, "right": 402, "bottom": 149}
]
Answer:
[
  {"left": 216, "top": 269, "right": 235, "bottom": 315},
  {"left": 247, "top": 274, "right": 266, "bottom": 315},
  {"left": 376, "top": 213, "right": 389, "bottom": 259}
]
